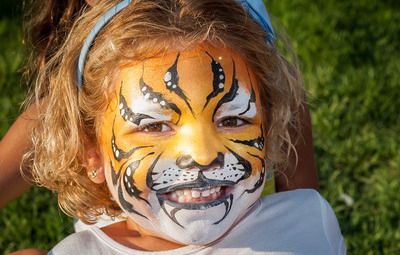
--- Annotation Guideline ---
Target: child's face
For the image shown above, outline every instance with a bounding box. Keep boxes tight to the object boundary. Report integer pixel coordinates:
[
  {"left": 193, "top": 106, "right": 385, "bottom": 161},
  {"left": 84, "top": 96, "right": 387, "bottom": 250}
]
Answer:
[{"left": 99, "top": 45, "right": 267, "bottom": 244}]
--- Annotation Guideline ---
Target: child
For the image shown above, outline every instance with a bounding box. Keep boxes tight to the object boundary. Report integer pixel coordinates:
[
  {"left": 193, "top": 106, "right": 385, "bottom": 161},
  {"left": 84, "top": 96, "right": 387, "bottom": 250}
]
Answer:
[
  {"left": 1, "top": 0, "right": 318, "bottom": 211},
  {"left": 22, "top": 0, "right": 343, "bottom": 253}
]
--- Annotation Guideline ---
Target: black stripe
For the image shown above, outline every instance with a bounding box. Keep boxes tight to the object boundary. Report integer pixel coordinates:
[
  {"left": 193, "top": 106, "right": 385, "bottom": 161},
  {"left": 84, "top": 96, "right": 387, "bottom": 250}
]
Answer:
[
  {"left": 203, "top": 51, "right": 226, "bottom": 109},
  {"left": 159, "top": 204, "right": 184, "bottom": 228},
  {"left": 238, "top": 87, "right": 256, "bottom": 116},
  {"left": 117, "top": 183, "right": 148, "bottom": 219},
  {"left": 244, "top": 152, "right": 266, "bottom": 194},
  {"left": 224, "top": 146, "right": 252, "bottom": 181},
  {"left": 212, "top": 61, "right": 239, "bottom": 120},
  {"left": 228, "top": 125, "right": 264, "bottom": 151},
  {"left": 110, "top": 160, "right": 120, "bottom": 186},
  {"left": 122, "top": 153, "right": 154, "bottom": 206},
  {"left": 163, "top": 54, "right": 194, "bottom": 114},
  {"left": 146, "top": 153, "right": 163, "bottom": 189},
  {"left": 213, "top": 194, "right": 233, "bottom": 225}
]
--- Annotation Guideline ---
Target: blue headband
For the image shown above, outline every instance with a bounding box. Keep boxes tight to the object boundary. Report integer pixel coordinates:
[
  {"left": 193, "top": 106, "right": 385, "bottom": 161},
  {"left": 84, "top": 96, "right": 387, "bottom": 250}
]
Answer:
[{"left": 76, "top": 0, "right": 275, "bottom": 88}]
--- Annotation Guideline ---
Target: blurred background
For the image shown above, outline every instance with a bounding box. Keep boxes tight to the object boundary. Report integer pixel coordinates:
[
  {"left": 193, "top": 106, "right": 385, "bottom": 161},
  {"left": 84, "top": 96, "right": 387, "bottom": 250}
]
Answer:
[{"left": 0, "top": 0, "right": 399, "bottom": 254}]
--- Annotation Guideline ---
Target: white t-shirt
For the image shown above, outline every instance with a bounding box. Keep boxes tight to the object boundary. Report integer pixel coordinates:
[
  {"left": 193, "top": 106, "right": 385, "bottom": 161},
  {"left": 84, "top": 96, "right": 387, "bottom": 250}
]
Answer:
[{"left": 49, "top": 189, "right": 346, "bottom": 255}]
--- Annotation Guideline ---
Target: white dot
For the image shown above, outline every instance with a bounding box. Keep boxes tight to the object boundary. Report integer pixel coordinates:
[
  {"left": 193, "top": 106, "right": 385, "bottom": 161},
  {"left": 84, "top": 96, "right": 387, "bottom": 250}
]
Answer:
[
  {"left": 167, "top": 81, "right": 172, "bottom": 86},
  {"left": 144, "top": 93, "right": 150, "bottom": 100},
  {"left": 119, "top": 103, "right": 123, "bottom": 109},
  {"left": 127, "top": 182, "right": 131, "bottom": 188},
  {"left": 129, "top": 117, "right": 133, "bottom": 122},
  {"left": 218, "top": 83, "right": 224, "bottom": 89},
  {"left": 124, "top": 176, "right": 128, "bottom": 182},
  {"left": 172, "top": 84, "right": 177, "bottom": 89},
  {"left": 127, "top": 167, "right": 132, "bottom": 176},
  {"left": 219, "top": 68, "right": 223, "bottom": 72},
  {"left": 160, "top": 101, "right": 166, "bottom": 106},
  {"left": 153, "top": 98, "right": 158, "bottom": 103},
  {"left": 219, "top": 75, "right": 224, "bottom": 80},
  {"left": 120, "top": 109, "right": 125, "bottom": 116},
  {"left": 164, "top": 72, "right": 172, "bottom": 82},
  {"left": 115, "top": 150, "right": 120, "bottom": 158},
  {"left": 141, "top": 86, "right": 147, "bottom": 92}
]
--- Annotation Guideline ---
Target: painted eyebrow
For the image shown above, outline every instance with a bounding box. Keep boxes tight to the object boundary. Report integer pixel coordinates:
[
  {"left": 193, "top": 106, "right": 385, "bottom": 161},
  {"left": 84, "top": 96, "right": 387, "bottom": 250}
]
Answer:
[
  {"left": 119, "top": 84, "right": 155, "bottom": 126},
  {"left": 139, "top": 77, "right": 182, "bottom": 124},
  {"left": 163, "top": 54, "right": 194, "bottom": 114},
  {"left": 212, "top": 63, "right": 257, "bottom": 120},
  {"left": 212, "top": 60, "right": 239, "bottom": 120},
  {"left": 203, "top": 51, "right": 226, "bottom": 109}
]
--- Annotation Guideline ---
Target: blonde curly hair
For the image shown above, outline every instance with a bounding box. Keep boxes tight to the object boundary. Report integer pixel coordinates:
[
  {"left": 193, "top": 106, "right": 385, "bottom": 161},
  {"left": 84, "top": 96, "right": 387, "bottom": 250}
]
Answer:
[{"left": 24, "top": 0, "right": 304, "bottom": 223}]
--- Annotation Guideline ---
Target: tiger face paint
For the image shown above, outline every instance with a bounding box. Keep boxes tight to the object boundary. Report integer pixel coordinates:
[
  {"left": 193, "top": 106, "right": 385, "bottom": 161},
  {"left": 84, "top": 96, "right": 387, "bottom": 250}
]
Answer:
[{"left": 100, "top": 45, "right": 272, "bottom": 245}]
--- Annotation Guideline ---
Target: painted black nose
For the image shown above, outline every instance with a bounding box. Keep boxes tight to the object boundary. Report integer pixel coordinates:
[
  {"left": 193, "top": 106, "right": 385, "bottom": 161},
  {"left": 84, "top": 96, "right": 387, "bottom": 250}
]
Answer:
[{"left": 176, "top": 152, "right": 224, "bottom": 170}]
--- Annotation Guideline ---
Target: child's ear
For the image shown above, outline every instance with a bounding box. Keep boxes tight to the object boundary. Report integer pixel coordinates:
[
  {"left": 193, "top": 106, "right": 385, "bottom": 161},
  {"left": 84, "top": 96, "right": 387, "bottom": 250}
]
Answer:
[{"left": 85, "top": 147, "right": 105, "bottom": 184}]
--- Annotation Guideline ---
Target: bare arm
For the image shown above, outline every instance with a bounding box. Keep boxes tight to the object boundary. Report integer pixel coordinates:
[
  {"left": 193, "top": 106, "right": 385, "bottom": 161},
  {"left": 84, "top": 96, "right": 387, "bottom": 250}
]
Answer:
[
  {"left": 275, "top": 104, "right": 319, "bottom": 191},
  {"left": 0, "top": 104, "right": 39, "bottom": 208}
]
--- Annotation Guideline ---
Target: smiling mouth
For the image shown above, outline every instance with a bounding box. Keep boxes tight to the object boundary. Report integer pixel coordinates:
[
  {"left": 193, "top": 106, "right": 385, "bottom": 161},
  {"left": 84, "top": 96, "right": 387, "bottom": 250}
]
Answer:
[
  {"left": 159, "top": 186, "right": 233, "bottom": 204},
  {"left": 157, "top": 184, "right": 235, "bottom": 226}
]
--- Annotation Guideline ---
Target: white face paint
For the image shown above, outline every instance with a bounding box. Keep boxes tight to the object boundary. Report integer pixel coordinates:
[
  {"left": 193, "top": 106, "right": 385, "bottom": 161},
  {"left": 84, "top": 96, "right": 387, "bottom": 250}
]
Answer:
[{"left": 101, "top": 46, "right": 268, "bottom": 245}]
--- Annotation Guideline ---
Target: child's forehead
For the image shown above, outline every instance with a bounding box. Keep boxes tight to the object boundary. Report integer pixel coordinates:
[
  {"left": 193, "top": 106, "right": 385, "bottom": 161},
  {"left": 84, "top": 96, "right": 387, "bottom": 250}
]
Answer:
[{"left": 118, "top": 44, "right": 250, "bottom": 78}]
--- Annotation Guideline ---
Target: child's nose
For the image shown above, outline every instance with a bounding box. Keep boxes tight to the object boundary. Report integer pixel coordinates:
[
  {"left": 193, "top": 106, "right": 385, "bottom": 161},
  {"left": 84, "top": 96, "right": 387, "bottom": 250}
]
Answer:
[
  {"left": 175, "top": 123, "right": 223, "bottom": 167},
  {"left": 176, "top": 152, "right": 224, "bottom": 170}
]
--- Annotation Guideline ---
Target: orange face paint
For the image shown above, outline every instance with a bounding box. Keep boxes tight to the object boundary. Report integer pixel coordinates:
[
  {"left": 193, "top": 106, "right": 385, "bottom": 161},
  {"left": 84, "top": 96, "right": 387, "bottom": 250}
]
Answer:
[{"left": 100, "top": 44, "right": 272, "bottom": 244}]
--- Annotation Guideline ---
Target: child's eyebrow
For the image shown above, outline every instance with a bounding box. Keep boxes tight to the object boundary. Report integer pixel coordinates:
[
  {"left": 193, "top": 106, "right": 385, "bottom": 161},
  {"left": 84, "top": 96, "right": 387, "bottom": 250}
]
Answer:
[
  {"left": 119, "top": 92, "right": 155, "bottom": 125},
  {"left": 215, "top": 98, "right": 257, "bottom": 119},
  {"left": 213, "top": 83, "right": 257, "bottom": 120},
  {"left": 119, "top": 85, "right": 176, "bottom": 125},
  {"left": 139, "top": 77, "right": 182, "bottom": 123}
]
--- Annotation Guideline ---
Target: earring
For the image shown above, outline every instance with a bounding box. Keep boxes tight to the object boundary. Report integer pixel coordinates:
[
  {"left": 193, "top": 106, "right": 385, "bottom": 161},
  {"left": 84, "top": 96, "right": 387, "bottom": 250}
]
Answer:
[{"left": 90, "top": 169, "right": 98, "bottom": 178}]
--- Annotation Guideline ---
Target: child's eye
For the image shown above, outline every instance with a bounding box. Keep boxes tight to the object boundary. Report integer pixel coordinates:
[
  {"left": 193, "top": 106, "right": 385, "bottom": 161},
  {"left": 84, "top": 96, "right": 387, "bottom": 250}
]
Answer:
[
  {"left": 138, "top": 123, "right": 172, "bottom": 133},
  {"left": 217, "top": 117, "right": 249, "bottom": 128}
]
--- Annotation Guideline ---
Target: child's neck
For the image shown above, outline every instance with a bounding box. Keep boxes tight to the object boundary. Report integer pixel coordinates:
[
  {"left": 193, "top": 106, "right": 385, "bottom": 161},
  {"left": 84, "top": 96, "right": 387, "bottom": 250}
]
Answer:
[{"left": 101, "top": 219, "right": 184, "bottom": 251}]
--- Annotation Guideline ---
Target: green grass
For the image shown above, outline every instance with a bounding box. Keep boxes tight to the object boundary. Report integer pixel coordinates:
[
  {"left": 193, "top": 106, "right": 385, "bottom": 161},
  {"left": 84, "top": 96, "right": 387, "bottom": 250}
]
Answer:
[
  {"left": 1, "top": 0, "right": 399, "bottom": 254},
  {"left": 269, "top": 1, "right": 400, "bottom": 253},
  {"left": 0, "top": 16, "right": 74, "bottom": 253}
]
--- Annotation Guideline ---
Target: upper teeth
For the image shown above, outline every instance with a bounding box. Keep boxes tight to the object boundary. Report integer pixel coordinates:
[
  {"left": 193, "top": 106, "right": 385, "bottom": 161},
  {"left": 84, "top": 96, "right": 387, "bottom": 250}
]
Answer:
[{"left": 168, "top": 186, "right": 223, "bottom": 203}]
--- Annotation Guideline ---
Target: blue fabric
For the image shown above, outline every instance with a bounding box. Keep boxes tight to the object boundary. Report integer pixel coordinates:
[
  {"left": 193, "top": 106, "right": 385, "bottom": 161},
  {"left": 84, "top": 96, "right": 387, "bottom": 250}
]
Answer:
[
  {"left": 76, "top": 0, "right": 132, "bottom": 88},
  {"left": 238, "top": 0, "right": 275, "bottom": 43},
  {"left": 76, "top": 0, "right": 275, "bottom": 88}
]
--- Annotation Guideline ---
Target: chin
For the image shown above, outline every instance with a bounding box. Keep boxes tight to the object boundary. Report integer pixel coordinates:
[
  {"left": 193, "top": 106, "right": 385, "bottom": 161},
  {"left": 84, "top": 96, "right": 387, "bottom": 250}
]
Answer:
[{"left": 148, "top": 179, "right": 262, "bottom": 245}]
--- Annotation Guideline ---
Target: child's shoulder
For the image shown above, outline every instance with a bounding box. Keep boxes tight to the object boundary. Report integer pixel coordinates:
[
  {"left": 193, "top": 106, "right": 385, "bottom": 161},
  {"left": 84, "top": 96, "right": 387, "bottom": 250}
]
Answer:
[
  {"left": 260, "top": 188, "right": 325, "bottom": 210},
  {"left": 220, "top": 189, "right": 345, "bottom": 254}
]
